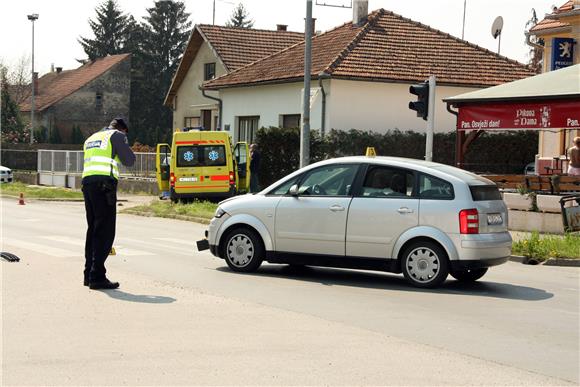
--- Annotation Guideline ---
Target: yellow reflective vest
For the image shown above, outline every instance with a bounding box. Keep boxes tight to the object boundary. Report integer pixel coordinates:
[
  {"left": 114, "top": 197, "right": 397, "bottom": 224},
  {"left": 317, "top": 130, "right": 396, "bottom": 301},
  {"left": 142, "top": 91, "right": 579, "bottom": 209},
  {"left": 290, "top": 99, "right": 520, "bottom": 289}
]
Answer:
[{"left": 82, "top": 130, "right": 121, "bottom": 180}]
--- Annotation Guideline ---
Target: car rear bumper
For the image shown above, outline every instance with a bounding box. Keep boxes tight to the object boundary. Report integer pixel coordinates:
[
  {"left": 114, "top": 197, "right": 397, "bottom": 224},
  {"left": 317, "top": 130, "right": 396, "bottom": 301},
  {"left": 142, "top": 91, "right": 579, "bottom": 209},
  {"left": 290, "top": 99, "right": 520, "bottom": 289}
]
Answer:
[
  {"left": 450, "top": 256, "right": 509, "bottom": 271},
  {"left": 450, "top": 231, "right": 512, "bottom": 261}
]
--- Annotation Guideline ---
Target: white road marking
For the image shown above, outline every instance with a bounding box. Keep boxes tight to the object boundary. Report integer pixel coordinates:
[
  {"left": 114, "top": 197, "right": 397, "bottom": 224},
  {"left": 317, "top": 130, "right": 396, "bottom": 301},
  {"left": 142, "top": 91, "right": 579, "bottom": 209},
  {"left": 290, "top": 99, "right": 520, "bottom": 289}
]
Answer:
[
  {"left": 154, "top": 237, "right": 196, "bottom": 246},
  {"left": 119, "top": 237, "right": 194, "bottom": 255},
  {"left": 3, "top": 239, "right": 78, "bottom": 257},
  {"left": 112, "top": 246, "right": 155, "bottom": 256},
  {"left": 41, "top": 235, "right": 85, "bottom": 247}
]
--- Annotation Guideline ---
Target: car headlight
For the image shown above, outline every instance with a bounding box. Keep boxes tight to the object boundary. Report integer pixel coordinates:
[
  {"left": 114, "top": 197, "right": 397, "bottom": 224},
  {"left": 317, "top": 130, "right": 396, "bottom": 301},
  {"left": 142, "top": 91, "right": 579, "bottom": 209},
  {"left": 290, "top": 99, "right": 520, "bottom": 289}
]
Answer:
[{"left": 214, "top": 207, "right": 227, "bottom": 218}]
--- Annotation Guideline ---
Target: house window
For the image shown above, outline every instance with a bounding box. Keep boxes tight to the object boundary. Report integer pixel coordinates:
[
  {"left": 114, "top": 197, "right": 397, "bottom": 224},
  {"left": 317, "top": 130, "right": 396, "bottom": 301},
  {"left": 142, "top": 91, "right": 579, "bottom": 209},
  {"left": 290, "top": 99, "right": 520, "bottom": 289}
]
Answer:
[
  {"left": 281, "top": 114, "right": 301, "bottom": 129},
  {"left": 96, "top": 92, "right": 103, "bottom": 110},
  {"left": 184, "top": 116, "right": 200, "bottom": 129},
  {"left": 204, "top": 63, "right": 216, "bottom": 81},
  {"left": 238, "top": 116, "right": 259, "bottom": 143}
]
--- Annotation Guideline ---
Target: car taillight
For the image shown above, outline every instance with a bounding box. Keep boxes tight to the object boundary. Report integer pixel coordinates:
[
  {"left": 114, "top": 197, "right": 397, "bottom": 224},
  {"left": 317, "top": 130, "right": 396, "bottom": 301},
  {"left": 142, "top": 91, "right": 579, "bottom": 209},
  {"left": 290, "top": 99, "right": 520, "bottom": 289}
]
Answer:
[
  {"left": 229, "top": 171, "right": 234, "bottom": 185},
  {"left": 170, "top": 172, "right": 175, "bottom": 187},
  {"left": 459, "top": 209, "right": 479, "bottom": 234}
]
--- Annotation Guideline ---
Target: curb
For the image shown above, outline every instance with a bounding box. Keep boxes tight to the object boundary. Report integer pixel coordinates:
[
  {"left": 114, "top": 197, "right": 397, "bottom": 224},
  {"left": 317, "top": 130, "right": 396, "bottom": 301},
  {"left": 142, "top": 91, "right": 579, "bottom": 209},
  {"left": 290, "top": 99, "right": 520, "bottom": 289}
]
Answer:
[{"left": 510, "top": 255, "right": 580, "bottom": 267}]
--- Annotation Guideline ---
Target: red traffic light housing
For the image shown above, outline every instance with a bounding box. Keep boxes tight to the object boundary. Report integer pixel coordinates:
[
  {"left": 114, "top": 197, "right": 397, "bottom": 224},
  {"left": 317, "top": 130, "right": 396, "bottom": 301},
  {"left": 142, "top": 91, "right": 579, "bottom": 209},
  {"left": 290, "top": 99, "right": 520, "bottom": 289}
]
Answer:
[{"left": 409, "top": 81, "right": 429, "bottom": 121}]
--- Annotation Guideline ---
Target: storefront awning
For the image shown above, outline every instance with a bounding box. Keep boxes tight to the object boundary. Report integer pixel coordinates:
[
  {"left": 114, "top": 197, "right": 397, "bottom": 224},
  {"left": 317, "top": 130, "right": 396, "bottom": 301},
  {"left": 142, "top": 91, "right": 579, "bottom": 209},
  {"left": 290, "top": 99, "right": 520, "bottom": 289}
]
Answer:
[
  {"left": 445, "top": 64, "right": 580, "bottom": 131},
  {"left": 457, "top": 99, "right": 580, "bottom": 130}
]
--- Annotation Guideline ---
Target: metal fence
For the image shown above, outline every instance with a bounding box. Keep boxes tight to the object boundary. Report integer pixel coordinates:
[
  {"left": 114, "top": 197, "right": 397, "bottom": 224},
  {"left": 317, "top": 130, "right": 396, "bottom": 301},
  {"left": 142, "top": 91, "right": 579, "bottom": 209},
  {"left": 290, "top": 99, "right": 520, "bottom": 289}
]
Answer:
[{"left": 37, "top": 150, "right": 156, "bottom": 178}]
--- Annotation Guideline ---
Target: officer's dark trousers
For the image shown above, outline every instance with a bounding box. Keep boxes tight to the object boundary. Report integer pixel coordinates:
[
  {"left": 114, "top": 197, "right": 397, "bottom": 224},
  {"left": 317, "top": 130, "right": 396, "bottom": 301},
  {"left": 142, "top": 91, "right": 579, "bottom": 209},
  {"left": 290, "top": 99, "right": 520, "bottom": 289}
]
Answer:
[{"left": 82, "top": 179, "right": 117, "bottom": 282}]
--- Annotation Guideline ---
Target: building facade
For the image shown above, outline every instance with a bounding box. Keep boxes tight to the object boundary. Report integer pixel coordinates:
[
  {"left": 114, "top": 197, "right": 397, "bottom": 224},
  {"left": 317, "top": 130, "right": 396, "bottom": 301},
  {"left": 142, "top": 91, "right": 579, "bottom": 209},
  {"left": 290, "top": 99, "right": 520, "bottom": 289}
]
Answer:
[{"left": 19, "top": 54, "right": 131, "bottom": 143}]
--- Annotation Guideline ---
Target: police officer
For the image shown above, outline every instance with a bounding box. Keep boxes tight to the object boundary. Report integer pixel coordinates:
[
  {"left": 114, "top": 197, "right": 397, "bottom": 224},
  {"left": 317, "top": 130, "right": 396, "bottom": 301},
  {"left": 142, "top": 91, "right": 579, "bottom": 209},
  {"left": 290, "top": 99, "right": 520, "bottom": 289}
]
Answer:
[{"left": 82, "top": 117, "right": 135, "bottom": 289}]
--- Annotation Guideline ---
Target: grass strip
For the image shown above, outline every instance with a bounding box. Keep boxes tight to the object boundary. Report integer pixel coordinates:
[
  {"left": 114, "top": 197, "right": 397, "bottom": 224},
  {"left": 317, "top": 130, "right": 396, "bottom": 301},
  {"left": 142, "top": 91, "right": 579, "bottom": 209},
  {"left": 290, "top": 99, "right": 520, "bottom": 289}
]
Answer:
[
  {"left": 512, "top": 231, "right": 580, "bottom": 260},
  {"left": 0, "top": 182, "right": 83, "bottom": 199},
  {"left": 121, "top": 200, "right": 217, "bottom": 222}
]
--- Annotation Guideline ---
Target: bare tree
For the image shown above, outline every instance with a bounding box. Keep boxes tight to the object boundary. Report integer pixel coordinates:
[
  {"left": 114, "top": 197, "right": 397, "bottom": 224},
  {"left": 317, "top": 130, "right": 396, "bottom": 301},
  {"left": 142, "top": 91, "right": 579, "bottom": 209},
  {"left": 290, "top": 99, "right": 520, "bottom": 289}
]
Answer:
[
  {"left": 525, "top": 8, "right": 544, "bottom": 73},
  {"left": 0, "top": 55, "right": 31, "bottom": 104}
]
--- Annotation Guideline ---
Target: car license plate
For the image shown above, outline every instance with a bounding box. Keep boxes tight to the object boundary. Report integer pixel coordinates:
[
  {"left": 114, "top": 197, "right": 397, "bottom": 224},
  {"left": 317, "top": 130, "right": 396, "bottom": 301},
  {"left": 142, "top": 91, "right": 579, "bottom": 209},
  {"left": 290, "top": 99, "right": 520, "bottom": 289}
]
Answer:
[
  {"left": 179, "top": 176, "right": 198, "bottom": 182},
  {"left": 487, "top": 213, "right": 503, "bottom": 225}
]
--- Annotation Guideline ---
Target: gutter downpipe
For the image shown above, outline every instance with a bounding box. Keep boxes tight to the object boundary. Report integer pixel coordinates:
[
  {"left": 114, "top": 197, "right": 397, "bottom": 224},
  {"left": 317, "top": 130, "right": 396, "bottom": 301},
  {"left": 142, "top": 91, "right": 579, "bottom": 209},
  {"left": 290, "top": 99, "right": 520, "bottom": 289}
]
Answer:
[
  {"left": 446, "top": 103, "right": 464, "bottom": 168},
  {"left": 318, "top": 72, "right": 330, "bottom": 137},
  {"left": 200, "top": 86, "right": 223, "bottom": 130}
]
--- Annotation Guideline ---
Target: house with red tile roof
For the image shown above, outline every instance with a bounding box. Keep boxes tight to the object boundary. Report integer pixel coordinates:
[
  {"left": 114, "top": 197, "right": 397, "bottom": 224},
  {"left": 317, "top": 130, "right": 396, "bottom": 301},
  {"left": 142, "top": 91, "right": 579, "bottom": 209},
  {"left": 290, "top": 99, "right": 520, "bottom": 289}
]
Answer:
[
  {"left": 202, "top": 6, "right": 535, "bottom": 143},
  {"left": 163, "top": 24, "right": 303, "bottom": 131},
  {"left": 19, "top": 54, "right": 131, "bottom": 143},
  {"left": 528, "top": 0, "right": 579, "bottom": 158}
]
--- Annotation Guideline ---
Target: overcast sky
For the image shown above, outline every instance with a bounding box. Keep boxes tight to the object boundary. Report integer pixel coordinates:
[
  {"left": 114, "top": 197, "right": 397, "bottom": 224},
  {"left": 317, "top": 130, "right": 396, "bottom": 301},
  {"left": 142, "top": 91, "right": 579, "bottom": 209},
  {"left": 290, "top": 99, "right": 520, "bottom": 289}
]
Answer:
[{"left": 1, "top": 0, "right": 560, "bottom": 76}]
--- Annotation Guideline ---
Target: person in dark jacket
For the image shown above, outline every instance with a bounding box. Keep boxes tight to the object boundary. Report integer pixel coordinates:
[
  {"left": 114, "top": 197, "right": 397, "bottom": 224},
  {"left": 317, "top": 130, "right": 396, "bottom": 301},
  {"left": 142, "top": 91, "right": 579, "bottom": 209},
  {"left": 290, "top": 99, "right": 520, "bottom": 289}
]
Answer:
[
  {"left": 249, "top": 143, "right": 261, "bottom": 193},
  {"left": 82, "top": 117, "right": 135, "bottom": 290}
]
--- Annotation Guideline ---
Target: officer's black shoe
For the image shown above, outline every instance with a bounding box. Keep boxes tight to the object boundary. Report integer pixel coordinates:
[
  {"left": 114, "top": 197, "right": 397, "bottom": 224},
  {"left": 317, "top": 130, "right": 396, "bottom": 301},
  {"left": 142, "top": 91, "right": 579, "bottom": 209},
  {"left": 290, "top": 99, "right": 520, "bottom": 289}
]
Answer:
[{"left": 89, "top": 279, "right": 120, "bottom": 290}]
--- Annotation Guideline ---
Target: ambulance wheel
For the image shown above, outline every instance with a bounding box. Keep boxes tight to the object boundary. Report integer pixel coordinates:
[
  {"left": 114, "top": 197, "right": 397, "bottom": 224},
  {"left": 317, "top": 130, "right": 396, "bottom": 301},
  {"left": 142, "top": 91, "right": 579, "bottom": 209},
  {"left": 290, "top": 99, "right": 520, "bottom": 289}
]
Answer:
[{"left": 222, "top": 227, "right": 264, "bottom": 272}]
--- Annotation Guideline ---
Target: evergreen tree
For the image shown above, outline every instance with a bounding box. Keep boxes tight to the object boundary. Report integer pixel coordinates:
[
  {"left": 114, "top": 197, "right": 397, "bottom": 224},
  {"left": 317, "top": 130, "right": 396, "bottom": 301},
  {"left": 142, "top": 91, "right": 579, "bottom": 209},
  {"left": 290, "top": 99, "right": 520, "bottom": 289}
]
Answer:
[
  {"left": 0, "top": 67, "right": 27, "bottom": 143},
  {"left": 78, "top": 0, "right": 131, "bottom": 61},
  {"left": 131, "top": 0, "right": 191, "bottom": 145},
  {"left": 226, "top": 3, "right": 254, "bottom": 28}
]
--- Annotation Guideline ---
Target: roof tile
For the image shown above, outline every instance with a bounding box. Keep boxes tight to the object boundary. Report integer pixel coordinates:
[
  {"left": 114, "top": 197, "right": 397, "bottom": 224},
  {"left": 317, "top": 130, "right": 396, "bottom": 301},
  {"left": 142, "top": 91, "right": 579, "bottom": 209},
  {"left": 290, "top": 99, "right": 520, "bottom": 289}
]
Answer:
[
  {"left": 205, "top": 9, "right": 535, "bottom": 89},
  {"left": 20, "top": 54, "right": 130, "bottom": 112}
]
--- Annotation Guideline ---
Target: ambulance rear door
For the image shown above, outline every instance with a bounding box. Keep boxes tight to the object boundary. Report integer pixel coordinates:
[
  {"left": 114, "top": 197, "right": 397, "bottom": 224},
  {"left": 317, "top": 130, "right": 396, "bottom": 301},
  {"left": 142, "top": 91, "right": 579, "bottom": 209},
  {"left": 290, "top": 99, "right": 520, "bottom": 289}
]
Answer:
[
  {"left": 155, "top": 143, "right": 171, "bottom": 194},
  {"left": 234, "top": 142, "right": 250, "bottom": 193}
]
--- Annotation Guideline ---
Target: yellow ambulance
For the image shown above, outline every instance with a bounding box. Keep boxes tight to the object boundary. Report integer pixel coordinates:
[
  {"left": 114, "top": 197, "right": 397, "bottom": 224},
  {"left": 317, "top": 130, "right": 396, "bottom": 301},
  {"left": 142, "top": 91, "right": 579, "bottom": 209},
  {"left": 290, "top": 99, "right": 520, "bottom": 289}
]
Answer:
[{"left": 156, "top": 129, "right": 250, "bottom": 202}]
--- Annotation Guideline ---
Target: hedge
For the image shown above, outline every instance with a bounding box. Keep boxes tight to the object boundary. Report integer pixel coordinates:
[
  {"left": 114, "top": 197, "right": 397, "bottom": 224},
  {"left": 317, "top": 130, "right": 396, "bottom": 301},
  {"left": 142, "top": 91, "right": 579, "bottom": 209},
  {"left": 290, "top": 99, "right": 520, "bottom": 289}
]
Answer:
[{"left": 255, "top": 127, "right": 538, "bottom": 187}]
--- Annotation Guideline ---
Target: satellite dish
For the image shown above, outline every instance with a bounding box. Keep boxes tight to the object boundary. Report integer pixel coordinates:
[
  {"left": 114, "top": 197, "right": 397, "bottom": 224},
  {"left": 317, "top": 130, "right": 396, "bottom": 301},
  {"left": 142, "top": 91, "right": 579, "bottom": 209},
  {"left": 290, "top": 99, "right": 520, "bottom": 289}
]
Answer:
[{"left": 491, "top": 16, "right": 504, "bottom": 39}]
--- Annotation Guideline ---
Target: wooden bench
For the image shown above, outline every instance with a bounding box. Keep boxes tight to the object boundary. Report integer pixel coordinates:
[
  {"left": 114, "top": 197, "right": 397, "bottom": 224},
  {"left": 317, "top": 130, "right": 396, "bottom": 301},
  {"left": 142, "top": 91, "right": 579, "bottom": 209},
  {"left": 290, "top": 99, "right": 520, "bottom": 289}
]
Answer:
[
  {"left": 552, "top": 175, "right": 580, "bottom": 194},
  {"left": 482, "top": 174, "right": 580, "bottom": 194}
]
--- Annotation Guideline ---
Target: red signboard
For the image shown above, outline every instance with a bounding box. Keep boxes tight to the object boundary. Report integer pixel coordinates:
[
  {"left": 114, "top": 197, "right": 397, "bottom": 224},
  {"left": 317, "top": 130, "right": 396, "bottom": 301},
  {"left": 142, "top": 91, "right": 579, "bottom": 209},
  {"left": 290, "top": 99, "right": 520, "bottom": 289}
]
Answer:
[{"left": 457, "top": 99, "right": 580, "bottom": 130}]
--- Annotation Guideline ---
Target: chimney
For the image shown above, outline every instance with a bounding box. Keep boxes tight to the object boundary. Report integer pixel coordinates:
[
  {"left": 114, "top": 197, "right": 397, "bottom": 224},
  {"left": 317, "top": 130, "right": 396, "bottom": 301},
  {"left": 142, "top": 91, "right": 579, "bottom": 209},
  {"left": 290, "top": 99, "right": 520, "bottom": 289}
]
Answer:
[
  {"left": 56, "top": 67, "right": 62, "bottom": 74},
  {"left": 50, "top": 63, "right": 54, "bottom": 72},
  {"left": 277, "top": 24, "right": 287, "bottom": 31},
  {"left": 33, "top": 72, "right": 39, "bottom": 96},
  {"left": 304, "top": 17, "right": 316, "bottom": 34},
  {"left": 353, "top": 0, "right": 368, "bottom": 26}
]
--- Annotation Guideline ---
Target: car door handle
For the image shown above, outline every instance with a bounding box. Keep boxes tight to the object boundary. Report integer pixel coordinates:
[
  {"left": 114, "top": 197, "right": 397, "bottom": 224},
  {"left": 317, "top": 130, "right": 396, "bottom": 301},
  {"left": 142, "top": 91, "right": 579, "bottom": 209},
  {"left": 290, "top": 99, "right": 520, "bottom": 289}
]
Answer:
[
  {"left": 329, "top": 205, "right": 345, "bottom": 212},
  {"left": 397, "top": 207, "right": 414, "bottom": 214}
]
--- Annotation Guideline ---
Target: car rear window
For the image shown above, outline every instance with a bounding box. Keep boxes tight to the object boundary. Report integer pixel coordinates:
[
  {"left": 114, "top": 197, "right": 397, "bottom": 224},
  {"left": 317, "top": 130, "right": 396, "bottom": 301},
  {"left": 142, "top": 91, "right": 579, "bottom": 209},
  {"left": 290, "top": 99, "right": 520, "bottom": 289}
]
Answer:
[
  {"left": 176, "top": 145, "right": 226, "bottom": 168},
  {"left": 470, "top": 185, "right": 502, "bottom": 201}
]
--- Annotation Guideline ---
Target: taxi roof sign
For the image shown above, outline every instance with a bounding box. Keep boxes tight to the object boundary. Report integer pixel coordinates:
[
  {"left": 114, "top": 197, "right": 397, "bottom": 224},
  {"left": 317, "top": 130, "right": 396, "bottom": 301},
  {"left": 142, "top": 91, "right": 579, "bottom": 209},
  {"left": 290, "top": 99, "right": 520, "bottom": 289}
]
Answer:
[{"left": 365, "top": 147, "right": 377, "bottom": 157}]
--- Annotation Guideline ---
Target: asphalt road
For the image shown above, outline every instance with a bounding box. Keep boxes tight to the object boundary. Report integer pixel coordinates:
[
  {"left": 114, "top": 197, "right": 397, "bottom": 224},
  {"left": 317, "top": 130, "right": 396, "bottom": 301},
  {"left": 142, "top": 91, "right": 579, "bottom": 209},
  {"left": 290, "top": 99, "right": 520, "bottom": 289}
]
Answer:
[{"left": 2, "top": 197, "right": 578, "bottom": 386}]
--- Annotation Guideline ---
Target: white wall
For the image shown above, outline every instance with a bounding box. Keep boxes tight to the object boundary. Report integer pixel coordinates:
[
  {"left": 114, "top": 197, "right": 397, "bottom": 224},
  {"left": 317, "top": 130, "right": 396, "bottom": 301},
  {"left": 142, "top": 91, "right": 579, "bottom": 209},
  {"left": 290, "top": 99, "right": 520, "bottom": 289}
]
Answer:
[
  {"left": 220, "top": 82, "right": 322, "bottom": 143},
  {"left": 219, "top": 79, "right": 478, "bottom": 141},
  {"left": 327, "top": 79, "right": 475, "bottom": 133},
  {"left": 173, "top": 41, "right": 226, "bottom": 131}
]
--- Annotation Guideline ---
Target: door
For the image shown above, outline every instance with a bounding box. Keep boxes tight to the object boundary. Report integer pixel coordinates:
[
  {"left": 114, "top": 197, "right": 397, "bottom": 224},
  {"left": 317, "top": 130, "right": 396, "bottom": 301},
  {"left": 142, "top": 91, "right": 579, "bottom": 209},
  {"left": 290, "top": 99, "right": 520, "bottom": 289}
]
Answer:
[
  {"left": 156, "top": 143, "right": 171, "bottom": 193},
  {"left": 201, "top": 109, "right": 212, "bottom": 130},
  {"left": 346, "top": 165, "right": 419, "bottom": 258},
  {"left": 234, "top": 142, "right": 250, "bottom": 192},
  {"left": 275, "top": 164, "right": 358, "bottom": 256}
]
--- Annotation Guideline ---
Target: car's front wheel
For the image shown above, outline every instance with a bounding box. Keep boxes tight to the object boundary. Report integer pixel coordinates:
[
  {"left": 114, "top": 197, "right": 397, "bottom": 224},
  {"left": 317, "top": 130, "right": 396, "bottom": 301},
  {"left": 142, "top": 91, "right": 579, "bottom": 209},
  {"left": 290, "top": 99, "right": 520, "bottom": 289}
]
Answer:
[
  {"left": 450, "top": 268, "right": 488, "bottom": 282},
  {"left": 401, "top": 241, "right": 449, "bottom": 288},
  {"left": 222, "top": 227, "right": 264, "bottom": 272}
]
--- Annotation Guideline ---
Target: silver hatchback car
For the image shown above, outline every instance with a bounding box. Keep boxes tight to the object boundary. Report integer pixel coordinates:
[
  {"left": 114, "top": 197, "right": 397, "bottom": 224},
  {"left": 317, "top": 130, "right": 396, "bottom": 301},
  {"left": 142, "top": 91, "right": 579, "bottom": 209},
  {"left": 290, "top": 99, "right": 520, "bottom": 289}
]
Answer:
[{"left": 198, "top": 156, "right": 512, "bottom": 288}]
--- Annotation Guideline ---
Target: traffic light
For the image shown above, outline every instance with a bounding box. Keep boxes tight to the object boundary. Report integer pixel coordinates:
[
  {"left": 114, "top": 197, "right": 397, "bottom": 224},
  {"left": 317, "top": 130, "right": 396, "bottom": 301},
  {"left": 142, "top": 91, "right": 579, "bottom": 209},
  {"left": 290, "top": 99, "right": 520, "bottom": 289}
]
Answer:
[{"left": 409, "top": 81, "right": 429, "bottom": 121}]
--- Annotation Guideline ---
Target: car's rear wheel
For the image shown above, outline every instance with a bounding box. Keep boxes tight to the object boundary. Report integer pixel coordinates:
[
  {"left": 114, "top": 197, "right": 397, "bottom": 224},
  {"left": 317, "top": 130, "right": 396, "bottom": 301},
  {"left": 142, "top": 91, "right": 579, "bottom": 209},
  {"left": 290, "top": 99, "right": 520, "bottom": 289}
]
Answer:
[
  {"left": 450, "top": 268, "right": 488, "bottom": 282},
  {"left": 401, "top": 241, "right": 449, "bottom": 288},
  {"left": 222, "top": 227, "right": 263, "bottom": 272}
]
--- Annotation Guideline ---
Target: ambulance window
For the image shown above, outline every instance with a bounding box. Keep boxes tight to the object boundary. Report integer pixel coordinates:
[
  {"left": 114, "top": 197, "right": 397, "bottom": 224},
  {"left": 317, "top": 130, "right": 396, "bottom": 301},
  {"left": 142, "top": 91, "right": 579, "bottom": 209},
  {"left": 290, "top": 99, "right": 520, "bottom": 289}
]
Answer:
[{"left": 176, "top": 145, "right": 226, "bottom": 167}]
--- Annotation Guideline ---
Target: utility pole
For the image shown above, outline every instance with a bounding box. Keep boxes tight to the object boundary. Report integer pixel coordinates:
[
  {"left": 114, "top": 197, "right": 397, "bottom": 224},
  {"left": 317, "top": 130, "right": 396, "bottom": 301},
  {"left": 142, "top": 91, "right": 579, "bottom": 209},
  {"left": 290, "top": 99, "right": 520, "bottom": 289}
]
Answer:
[
  {"left": 461, "top": 0, "right": 466, "bottom": 39},
  {"left": 300, "top": 0, "right": 313, "bottom": 168},
  {"left": 27, "top": 13, "right": 39, "bottom": 144},
  {"left": 425, "top": 75, "right": 436, "bottom": 161}
]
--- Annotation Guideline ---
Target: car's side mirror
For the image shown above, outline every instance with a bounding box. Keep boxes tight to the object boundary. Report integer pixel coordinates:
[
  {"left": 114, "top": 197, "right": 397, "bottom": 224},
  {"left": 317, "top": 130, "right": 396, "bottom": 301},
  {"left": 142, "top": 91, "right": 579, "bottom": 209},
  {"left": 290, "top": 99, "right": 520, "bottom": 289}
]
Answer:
[{"left": 289, "top": 184, "right": 299, "bottom": 196}]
